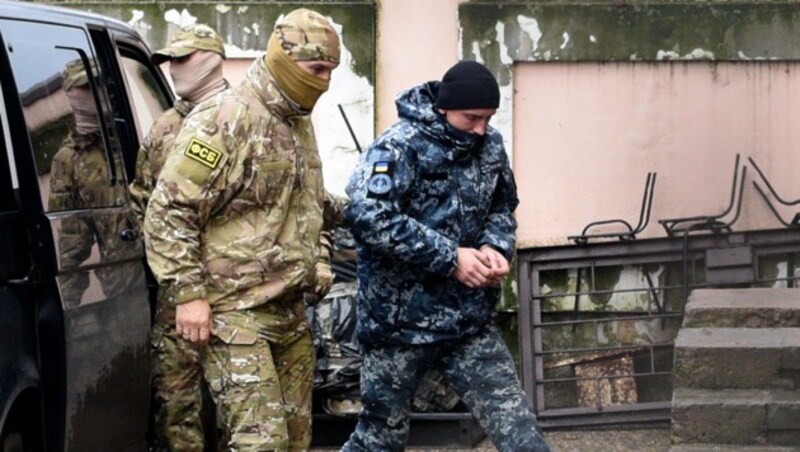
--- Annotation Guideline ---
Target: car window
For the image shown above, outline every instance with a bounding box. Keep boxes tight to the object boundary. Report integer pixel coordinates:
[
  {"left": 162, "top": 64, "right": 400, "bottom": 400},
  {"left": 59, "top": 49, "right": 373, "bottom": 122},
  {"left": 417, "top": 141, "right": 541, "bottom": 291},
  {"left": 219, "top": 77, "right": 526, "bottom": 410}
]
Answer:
[
  {"left": 0, "top": 98, "right": 28, "bottom": 281},
  {"left": 1, "top": 19, "right": 125, "bottom": 212},
  {"left": 118, "top": 48, "right": 171, "bottom": 142},
  {"left": 0, "top": 100, "right": 14, "bottom": 212}
]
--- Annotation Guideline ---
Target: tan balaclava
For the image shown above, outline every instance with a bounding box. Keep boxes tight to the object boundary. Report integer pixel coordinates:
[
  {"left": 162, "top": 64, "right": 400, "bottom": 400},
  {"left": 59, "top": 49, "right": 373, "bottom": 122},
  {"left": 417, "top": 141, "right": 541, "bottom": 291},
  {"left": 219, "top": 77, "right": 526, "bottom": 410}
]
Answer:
[
  {"left": 265, "top": 8, "right": 340, "bottom": 111},
  {"left": 152, "top": 24, "right": 227, "bottom": 104},
  {"left": 170, "top": 51, "right": 225, "bottom": 103},
  {"left": 62, "top": 59, "right": 100, "bottom": 135}
]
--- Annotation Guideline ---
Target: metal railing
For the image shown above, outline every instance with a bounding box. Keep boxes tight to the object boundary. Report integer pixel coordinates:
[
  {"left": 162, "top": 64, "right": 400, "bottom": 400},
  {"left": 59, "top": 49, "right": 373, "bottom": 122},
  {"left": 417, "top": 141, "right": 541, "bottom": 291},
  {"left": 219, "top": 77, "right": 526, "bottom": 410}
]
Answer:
[{"left": 517, "top": 228, "right": 800, "bottom": 428}]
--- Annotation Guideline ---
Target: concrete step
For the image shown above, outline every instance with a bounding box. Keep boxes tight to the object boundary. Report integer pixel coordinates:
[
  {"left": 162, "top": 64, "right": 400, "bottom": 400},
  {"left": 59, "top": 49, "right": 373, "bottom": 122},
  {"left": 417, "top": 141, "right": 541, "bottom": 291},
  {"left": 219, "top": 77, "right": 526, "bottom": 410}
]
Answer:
[
  {"left": 671, "top": 388, "right": 800, "bottom": 447},
  {"left": 683, "top": 289, "right": 800, "bottom": 328},
  {"left": 673, "top": 328, "right": 800, "bottom": 390}
]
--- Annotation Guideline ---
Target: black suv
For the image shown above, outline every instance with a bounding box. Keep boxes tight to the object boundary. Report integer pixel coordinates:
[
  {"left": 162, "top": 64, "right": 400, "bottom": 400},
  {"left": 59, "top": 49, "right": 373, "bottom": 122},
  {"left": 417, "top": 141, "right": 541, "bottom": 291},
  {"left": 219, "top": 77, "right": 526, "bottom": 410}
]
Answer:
[{"left": 0, "top": 2, "right": 172, "bottom": 450}]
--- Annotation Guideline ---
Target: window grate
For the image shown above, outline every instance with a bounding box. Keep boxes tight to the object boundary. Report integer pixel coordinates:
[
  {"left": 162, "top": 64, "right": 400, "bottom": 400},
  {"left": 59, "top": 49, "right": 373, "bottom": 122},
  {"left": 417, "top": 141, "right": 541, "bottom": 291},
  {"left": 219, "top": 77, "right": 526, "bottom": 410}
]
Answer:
[{"left": 517, "top": 228, "right": 800, "bottom": 428}]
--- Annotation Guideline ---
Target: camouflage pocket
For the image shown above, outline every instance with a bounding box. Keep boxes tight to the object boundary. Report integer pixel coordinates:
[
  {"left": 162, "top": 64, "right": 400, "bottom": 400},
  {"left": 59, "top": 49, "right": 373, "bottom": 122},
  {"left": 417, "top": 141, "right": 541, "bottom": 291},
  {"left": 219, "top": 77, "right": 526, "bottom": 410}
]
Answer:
[
  {"left": 214, "top": 325, "right": 258, "bottom": 345},
  {"left": 226, "top": 341, "right": 271, "bottom": 387},
  {"left": 213, "top": 311, "right": 259, "bottom": 345},
  {"left": 260, "top": 160, "right": 292, "bottom": 171},
  {"left": 255, "top": 156, "right": 294, "bottom": 202},
  {"left": 417, "top": 173, "right": 450, "bottom": 197},
  {"left": 302, "top": 153, "right": 324, "bottom": 197},
  {"left": 202, "top": 338, "right": 254, "bottom": 402}
]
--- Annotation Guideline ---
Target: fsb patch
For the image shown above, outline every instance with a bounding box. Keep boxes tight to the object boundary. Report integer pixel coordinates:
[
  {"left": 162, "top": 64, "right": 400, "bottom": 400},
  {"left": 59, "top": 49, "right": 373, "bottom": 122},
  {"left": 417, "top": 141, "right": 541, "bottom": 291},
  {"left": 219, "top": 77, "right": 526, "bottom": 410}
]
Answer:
[{"left": 184, "top": 138, "right": 222, "bottom": 169}]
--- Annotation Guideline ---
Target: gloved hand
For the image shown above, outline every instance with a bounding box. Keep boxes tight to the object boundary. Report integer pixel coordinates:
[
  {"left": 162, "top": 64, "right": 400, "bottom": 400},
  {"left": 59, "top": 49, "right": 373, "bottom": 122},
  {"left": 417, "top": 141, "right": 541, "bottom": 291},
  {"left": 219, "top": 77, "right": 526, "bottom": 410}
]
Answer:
[{"left": 314, "top": 261, "right": 334, "bottom": 300}]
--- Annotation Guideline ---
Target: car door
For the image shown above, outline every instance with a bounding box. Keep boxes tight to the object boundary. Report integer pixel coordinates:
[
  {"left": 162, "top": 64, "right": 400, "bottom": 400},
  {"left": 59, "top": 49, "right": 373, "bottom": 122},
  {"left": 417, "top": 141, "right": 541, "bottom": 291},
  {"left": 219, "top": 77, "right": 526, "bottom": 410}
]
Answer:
[
  {"left": 0, "top": 72, "right": 42, "bottom": 451},
  {"left": 0, "top": 18, "right": 157, "bottom": 451}
]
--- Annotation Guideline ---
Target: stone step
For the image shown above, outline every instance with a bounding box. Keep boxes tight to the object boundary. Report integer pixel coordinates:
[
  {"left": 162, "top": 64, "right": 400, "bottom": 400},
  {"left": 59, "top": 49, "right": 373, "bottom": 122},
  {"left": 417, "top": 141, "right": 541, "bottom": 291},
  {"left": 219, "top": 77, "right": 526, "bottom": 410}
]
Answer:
[
  {"left": 684, "top": 289, "right": 800, "bottom": 328},
  {"left": 673, "top": 328, "right": 800, "bottom": 390},
  {"left": 671, "top": 388, "right": 800, "bottom": 447}
]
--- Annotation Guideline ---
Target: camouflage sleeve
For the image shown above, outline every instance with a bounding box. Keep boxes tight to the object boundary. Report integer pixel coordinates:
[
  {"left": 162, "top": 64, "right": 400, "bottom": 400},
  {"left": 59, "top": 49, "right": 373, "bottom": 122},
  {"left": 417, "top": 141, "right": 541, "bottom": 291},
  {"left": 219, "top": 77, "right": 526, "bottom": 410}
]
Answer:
[
  {"left": 318, "top": 229, "right": 333, "bottom": 262},
  {"left": 143, "top": 103, "right": 243, "bottom": 305},
  {"left": 322, "top": 190, "right": 348, "bottom": 231},
  {"left": 476, "top": 141, "right": 520, "bottom": 262},
  {"left": 128, "top": 127, "right": 159, "bottom": 227},
  {"left": 318, "top": 192, "right": 342, "bottom": 264},
  {"left": 344, "top": 138, "right": 458, "bottom": 276}
]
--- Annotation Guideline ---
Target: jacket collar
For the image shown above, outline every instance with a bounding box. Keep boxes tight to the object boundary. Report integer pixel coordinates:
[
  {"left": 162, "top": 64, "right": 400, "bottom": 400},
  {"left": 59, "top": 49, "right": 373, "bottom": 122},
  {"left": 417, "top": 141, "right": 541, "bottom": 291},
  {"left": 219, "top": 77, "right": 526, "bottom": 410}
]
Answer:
[
  {"left": 242, "top": 56, "right": 308, "bottom": 120},
  {"left": 175, "top": 79, "right": 231, "bottom": 117},
  {"left": 67, "top": 126, "right": 103, "bottom": 152},
  {"left": 398, "top": 82, "right": 485, "bottom": 161}
]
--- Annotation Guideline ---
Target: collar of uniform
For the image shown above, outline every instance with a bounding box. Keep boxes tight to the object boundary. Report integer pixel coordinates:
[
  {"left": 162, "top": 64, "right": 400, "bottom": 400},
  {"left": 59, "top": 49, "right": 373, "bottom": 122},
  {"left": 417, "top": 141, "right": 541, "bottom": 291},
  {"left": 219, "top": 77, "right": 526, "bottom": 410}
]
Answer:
[
  {"left": 175, "top": 79, "right": 231, "bottom": 117},
  {"left": 243, "top": 55, "right": 306, "bottom": 120},
  {"left": 174, "top": 98, "right": 196, "bottom": 117},
  {"left": 68, "top": 126, "right": 103, "bottom": 152}
]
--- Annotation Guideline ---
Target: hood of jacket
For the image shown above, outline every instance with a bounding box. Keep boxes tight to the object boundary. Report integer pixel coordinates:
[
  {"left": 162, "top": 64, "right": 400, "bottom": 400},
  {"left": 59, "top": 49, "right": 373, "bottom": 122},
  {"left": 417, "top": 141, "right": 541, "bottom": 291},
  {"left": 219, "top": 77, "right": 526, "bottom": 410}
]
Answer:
[{"left": 395, "top": 81, "right": 489, "bottom": 161}]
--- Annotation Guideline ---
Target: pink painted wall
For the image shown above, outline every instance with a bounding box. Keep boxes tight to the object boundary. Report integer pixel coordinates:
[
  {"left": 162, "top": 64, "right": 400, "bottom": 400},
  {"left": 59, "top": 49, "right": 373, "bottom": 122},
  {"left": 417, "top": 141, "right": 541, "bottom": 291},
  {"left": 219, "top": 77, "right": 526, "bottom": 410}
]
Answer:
[
  {"left": 375, "top": 0, "right": 461, "bottom": 132},
  {"left": 213, "top": 0, "right": 462, "bottom": 133},
  {"left": 159, "top": 4, "right": 800, "bottom": 251},
  {"left": 513, "top": 62, "right": 800, "bottom": 247},
  {"left": 221, "top": 58, "right": 252, "bottom": 87}
]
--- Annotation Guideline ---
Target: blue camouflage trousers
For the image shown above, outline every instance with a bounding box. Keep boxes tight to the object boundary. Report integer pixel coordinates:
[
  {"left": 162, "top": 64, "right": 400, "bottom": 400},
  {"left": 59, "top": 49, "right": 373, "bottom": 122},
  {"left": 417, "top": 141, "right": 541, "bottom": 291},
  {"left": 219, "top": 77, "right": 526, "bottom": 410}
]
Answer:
[{"left": 342, "top": 325, "right": 550, "bottom": 452}]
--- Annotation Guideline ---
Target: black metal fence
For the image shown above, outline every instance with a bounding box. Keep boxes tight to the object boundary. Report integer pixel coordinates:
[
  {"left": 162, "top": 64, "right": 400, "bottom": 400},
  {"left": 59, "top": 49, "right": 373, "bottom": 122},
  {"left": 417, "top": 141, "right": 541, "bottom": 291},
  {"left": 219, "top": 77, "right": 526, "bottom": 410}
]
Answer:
[{"left": 517, "top": 228, "right": 800, "bottom": 428}]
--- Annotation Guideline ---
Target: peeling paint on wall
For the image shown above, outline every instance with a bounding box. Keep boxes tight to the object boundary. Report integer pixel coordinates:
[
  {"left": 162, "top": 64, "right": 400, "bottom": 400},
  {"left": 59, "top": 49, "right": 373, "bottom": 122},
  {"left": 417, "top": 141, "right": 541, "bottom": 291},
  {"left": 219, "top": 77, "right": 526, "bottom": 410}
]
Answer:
[
  {"left": 656, "top": 48, "right": 715, "bottom": 61},
  {"left": 52, "top": 2, "right": 375, "bottom": 81},
  {"left": 314, "top": 20, "right": 374, "bottom": 196},
  {"left": 46, "top": 2, "right": 376, "bottom": 196},
  {"left": 459, "top": 2, "right": 800, "bottom": 167},
  {"left": 517, "top": 15, "right": 542, "bottom": 55},
  {"left": 495, "top": 22, "right": 513, "bottom": 65}
]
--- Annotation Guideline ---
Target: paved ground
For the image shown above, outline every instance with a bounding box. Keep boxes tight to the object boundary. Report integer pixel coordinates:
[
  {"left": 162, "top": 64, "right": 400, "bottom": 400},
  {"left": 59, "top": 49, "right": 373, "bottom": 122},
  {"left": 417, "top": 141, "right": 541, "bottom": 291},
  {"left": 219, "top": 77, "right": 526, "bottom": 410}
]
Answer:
[
  {"left": 311, "top": 427, "right": 672, "bottom": 451},
  {"left": 539, "top": 428, "right": 671, "bottom": 452}
]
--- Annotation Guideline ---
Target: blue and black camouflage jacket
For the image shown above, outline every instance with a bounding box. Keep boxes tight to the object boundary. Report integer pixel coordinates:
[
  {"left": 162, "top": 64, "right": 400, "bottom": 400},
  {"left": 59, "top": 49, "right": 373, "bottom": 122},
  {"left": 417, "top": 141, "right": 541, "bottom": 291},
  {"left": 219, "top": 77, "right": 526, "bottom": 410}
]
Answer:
[{"left": 345, "top": 81, "right": 519, "bottom": 347}]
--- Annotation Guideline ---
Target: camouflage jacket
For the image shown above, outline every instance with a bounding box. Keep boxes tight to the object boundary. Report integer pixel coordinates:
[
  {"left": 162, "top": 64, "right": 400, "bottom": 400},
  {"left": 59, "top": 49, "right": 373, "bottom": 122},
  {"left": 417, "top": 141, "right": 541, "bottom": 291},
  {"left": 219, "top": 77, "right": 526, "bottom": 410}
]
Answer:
[
  {"left": 144, "top": 57, "right": 346, "bottom": 320},
  {"left": 129, "top": 98, "right": 198, "bottom": 225},
  {"left": 49, "top": 128, "right": 135, "bottom": 302},
  {"left": 345, "top": 82, "right": 519, "bottom": 347}
]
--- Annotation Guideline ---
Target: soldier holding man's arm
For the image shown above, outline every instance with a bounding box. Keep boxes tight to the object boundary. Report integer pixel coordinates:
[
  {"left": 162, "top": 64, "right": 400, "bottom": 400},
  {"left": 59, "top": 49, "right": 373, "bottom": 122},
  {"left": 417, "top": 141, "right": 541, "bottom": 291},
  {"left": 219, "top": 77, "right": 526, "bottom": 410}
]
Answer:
[{"left": 144, "top": 9, "right": 346, "bottom": 450}]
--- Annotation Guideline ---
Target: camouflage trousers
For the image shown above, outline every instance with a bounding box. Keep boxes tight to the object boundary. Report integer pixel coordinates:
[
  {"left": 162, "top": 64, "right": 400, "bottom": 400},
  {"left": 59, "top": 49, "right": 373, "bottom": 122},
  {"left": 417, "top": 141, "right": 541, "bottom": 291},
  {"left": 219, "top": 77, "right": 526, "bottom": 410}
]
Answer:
[
  {"left": 342, "top": 325, "right": 550, "bottom": 452},
  {"left": 203, "top": 298, "right": 314, "bottom": 451},
  {"left": 151, "top": 322, "right": 206, "bottom": 451}
]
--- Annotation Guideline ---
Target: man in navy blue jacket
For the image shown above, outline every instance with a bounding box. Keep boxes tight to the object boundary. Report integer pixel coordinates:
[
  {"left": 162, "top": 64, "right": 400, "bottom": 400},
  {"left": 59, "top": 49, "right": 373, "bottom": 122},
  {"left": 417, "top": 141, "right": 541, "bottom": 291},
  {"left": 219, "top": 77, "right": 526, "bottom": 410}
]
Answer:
[{"left": 342, "top": 61, "right": 550, "bottom": 452}]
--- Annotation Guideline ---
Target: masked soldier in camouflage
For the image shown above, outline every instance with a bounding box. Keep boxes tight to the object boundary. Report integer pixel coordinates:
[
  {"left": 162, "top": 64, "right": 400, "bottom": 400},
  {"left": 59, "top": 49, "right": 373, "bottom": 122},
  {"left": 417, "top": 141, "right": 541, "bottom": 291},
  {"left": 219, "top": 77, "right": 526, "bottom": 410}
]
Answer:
[
  {"left": 144, "top": 8, "right": 345, "bottom": 451},
  {"left": 342, "top": 61, "right": 551, "bottom": 451},
  {"left": 49, "top": 59, "right": 131, "bottom": 305},
  {"left": 129, "top": 24, "right": 228, "bottom": 452}
]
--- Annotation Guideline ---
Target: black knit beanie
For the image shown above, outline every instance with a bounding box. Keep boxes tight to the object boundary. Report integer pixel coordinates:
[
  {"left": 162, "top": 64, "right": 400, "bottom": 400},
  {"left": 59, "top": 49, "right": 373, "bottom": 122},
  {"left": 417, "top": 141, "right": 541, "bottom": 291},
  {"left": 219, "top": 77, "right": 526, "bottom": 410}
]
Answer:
[{"left": 434, "top": 61, "right": 500, "bottom": 110}]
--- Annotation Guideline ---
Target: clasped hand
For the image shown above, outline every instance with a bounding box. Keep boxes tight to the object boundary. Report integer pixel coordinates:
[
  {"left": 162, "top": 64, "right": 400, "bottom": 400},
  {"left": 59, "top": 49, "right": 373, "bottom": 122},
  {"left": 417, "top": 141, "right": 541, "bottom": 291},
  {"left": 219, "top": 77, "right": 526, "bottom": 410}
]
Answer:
[{"left": 453, "top": 245, "right": 510, "bottom": 288}]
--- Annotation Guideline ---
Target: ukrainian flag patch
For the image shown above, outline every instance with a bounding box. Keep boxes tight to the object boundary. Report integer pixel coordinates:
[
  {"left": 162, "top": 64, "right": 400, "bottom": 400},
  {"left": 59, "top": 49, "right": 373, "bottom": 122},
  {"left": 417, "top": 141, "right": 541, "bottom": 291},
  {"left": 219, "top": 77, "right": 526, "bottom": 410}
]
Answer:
[
  {"left": 184, "top": 138, "right": 222, "bottom": 169},
  {"left": 374, "top": 161, "right": 390, "bottom": 173},
  {"left": 367, "top": 160, "right": 395, "bottom": 198}
]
